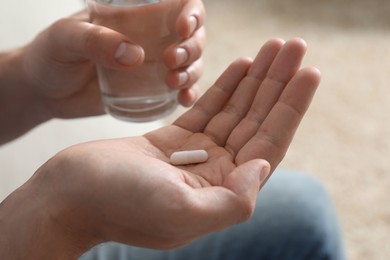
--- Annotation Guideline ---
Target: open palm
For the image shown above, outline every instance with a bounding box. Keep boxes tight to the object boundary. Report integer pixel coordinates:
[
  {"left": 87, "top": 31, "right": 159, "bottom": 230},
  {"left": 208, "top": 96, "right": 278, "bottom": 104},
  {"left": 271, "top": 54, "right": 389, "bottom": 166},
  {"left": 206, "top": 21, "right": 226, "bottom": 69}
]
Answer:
[
  {"left": 109, "top": 38, "right": 318, "bottom": 246},
  {"left": 56, "top": 38, "right": 320, "bottom": 251},
  {"left": 144, "top": 37, "right": 320, "bottom": 187}
]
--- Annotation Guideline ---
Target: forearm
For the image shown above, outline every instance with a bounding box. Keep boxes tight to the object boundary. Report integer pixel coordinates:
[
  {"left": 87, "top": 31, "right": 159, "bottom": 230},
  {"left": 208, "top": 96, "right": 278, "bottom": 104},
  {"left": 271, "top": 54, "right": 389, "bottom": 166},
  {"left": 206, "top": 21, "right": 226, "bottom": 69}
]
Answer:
[
  {"left": 0, "top": 49, "right": 51, "bottom": 145},
  {"left": 0, "top": 158, "right": 101, "bottom": 260},
  {"left": 0, "top": 182, "right": 68, "bottom": 259}
]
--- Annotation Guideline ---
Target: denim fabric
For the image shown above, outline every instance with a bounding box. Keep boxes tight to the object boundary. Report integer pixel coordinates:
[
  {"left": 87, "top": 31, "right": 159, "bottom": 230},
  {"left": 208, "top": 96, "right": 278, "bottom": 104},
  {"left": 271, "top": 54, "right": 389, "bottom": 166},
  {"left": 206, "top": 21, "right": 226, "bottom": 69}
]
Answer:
[{"left": 79, "top": 171, "right": 346, "bottom": 260}]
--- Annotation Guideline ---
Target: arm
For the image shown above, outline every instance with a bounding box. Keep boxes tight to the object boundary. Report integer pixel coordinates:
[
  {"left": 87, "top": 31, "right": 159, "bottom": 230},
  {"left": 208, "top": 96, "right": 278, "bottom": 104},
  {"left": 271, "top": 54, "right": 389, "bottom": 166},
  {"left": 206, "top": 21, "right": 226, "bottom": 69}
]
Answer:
[
  {"left": 0, "top": 49, "right": 50, "bottom": 144},
  {"left": 0, "top": 3, "right": 205, "bottom": 145},
  {"left": 0, "top": 38, "right": 320, "bottom": 259},
  {"left": 0, "top": 172, "right": 85, "bottom": 260}
]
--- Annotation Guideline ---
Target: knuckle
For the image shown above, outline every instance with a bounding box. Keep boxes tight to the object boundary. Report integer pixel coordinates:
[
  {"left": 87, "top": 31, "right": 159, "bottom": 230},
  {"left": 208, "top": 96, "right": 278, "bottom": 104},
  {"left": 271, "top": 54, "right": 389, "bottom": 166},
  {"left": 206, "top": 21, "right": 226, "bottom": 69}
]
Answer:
[
  {"left": 184, "top": 33, "right": 205, "bottom": 62},
  {"left": 197, "top": 26, "right": 207, "bottom": 47},
  {"left": 48, "top": 19, "right": 61, "bottom": 33},
  {"left": 186, "top": 59, "right": 203, "bottom": 83},
  {"left": 46, "top": 18, "right": 69, "bottom": 43},
  {"left": 49, "top": 18, "right": 68, "bottom": 31},
  {"left": 237, "top": 200, "right": 256, "bottom": 222},
  {"left": 189, "top": 41, "right": 203, "bottom": 61},
  {"left": 82, "top": 25, "right": 105, "bottom": 53}
]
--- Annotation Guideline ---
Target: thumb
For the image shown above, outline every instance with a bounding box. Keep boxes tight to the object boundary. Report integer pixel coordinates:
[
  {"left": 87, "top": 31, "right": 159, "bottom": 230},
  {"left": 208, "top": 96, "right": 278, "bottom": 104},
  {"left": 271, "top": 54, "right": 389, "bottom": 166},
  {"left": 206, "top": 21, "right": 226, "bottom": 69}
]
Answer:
[
  {"left": 186, "top": 159, "right": 270, "bottom": 237},
  {"left": 45, "top": 18, "right": 144, "bottom": 69},
  {"left": 224, "top": 159, "right": 271, "bottom": 207}
]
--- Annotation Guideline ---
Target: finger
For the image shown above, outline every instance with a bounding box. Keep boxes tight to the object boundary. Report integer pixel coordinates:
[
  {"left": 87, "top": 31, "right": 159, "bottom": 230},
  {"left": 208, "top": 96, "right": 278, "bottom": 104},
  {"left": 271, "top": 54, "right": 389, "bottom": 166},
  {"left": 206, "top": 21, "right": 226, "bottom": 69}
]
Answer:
[
  {"left": 164, "top": 27, "right": 206, "bottom": 70},
  {"left": 225, "top": 38, "right": 307, "bottom": 156},
  {"left": 176, "top": 0, "right": 205, "bottom": 39},
  {"left": 236, "top": 67, "right": 321, "bottom": 169},
  {"left": 202, "top": 39, "right": 285, "bottom": 146},
  {"left": 166, "top": 58, "right": 203, "bottom": 89},
  {"left": 46, "top": 18, "right": 144, "bottom": 69},
  {"left": 174, "top": 57, "right": 252, "bottom": 133},
  {"left": 224, "top": 159, "right": 271, "bottom": 198},
  {"left": 248, "top": 38, "right": 307, "bottom": 124},
  {"left": 177, "top": 84, "right": 200, "bottom": 107},
  {"left": 188, "top": 159, "right": 270, "bottom": 235}
]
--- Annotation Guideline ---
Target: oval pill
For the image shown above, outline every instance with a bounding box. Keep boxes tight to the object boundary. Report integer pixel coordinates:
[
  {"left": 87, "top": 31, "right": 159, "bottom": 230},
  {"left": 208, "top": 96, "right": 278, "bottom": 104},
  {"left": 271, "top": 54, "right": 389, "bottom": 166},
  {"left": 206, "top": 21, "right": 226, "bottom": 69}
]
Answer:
[{"left": 170, "top": 150, "right": 208, "bottom": 165}]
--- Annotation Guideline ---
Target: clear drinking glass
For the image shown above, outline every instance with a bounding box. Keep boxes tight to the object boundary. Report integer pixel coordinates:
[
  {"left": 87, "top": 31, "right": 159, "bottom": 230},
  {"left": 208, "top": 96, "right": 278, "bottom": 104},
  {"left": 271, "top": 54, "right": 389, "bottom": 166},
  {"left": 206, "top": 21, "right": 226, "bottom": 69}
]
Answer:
[{"left": 86, "top": 0, "right": 183, "bottom": 122}]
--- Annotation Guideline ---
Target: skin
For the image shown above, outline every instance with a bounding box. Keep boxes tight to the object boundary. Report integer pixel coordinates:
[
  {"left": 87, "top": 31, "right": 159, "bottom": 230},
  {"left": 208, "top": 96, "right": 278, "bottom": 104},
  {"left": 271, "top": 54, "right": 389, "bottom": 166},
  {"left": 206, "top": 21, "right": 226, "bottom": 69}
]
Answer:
[
  {"left": 0, "top": 0, "right": 205, "bottom": 144},
  {"left": 0, "top": 38, "right": 321, "bottom": 259}
]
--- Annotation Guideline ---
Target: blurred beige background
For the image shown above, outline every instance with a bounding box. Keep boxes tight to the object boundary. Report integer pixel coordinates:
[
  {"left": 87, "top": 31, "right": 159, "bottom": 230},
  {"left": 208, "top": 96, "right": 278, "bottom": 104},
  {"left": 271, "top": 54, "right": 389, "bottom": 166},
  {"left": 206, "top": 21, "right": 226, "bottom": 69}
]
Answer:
[
  {"left": 176, "top": 0, "right": 390, "bottom": 259},
  {"left": 1, "top": 0, "right": 389, "bottom": 259}
]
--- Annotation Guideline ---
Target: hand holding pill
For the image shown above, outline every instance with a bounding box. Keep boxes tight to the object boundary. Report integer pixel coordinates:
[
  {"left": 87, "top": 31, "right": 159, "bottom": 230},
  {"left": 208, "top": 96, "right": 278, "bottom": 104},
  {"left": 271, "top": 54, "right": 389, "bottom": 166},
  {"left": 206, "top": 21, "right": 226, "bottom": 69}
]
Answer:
[{"left": 22, "top": 38, "right": 319, "bottom": 255}]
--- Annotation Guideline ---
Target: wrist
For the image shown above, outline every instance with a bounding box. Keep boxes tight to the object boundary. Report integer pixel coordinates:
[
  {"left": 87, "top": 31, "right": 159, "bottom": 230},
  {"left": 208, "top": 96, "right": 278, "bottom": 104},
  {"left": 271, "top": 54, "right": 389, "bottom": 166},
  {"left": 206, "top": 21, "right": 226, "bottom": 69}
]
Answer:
[
  {"left": 0, "top": 152, "right": 103, "bottom": 259},
  {"left": 0, "top": 48, "right": 51, "bottom": 144}
]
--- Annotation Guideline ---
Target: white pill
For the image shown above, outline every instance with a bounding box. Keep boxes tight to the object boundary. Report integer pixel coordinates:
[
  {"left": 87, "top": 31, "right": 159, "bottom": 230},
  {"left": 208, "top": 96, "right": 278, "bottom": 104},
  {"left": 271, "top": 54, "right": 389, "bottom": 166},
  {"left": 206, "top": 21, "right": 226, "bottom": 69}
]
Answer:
[{"left": 170, "top": 150, "right": 208, "bottom": 166}]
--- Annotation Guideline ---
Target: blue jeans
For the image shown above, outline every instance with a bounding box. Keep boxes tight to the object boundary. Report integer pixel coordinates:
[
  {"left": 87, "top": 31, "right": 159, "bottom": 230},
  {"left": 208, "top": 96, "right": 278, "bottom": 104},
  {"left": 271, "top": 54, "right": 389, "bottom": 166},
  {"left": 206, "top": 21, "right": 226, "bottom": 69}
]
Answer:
[{"left": 79, "top": 171, "right": 346, "bottom": 260}]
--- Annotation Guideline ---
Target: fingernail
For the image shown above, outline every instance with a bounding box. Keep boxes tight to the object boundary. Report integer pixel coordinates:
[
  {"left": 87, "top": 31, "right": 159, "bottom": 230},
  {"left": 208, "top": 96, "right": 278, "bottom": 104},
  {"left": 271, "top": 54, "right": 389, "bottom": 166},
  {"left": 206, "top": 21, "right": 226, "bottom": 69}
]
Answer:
[
  {"left": 259, "top": 166, "right": 271, "bottom": 183},
  {"left": 176, "top": 48, "right": 188, "bottom": 66},
  {"left": 178, "top": 71, "right": 189, "bottom": 86},
  {"left": 115, "top": 42, "right": 142, "bottom": 66},
  {"left": 188, "top": 15, "right": 198, "bottom": 36}
]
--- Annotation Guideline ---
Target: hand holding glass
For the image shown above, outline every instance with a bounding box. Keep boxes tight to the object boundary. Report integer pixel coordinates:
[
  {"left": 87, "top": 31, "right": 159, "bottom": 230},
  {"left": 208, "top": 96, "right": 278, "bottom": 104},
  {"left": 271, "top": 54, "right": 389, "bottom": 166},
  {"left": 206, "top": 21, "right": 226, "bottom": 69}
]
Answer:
[{"left": 87, "top": 0, "right": 184, "bottom": 122}]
